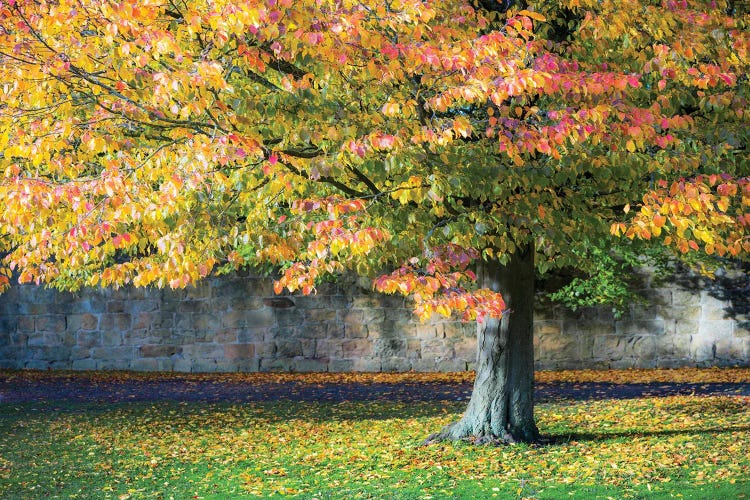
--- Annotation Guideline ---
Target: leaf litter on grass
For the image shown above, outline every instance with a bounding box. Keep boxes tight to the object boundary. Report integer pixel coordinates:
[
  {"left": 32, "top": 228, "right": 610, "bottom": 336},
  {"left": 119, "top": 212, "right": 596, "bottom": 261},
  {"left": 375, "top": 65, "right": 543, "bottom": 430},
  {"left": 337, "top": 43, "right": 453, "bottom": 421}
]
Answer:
[{"left": 1, "top": 394, "right": 749, "bottom": 498}]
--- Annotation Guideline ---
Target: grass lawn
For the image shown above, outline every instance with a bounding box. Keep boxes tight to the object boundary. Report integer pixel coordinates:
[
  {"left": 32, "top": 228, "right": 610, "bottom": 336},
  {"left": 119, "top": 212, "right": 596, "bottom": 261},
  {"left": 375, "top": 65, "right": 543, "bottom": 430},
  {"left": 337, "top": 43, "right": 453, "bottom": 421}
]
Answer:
[{"left": 0, "top": 373, "right": 748, "bottom": 499}]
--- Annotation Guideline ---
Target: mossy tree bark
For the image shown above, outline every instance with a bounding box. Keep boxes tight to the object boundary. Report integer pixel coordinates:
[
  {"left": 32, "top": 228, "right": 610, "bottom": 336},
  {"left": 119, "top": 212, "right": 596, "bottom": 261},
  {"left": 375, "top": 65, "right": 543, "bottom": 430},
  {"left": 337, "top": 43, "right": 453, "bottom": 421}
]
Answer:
[{"left": 425, "top": 244, "right": 539, "bottom": 445}]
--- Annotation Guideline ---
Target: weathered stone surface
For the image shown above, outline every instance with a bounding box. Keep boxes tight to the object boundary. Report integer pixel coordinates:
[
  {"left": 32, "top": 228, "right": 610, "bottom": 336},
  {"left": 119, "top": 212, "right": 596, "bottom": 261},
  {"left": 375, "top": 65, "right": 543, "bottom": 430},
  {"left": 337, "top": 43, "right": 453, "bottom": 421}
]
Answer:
[
  {"left": 140, "top": 345, "right": 182, "bottom": 358},
  {"left": 293, "top": 358, "right": 328, "bottom": 373},
  {"left": 0, "top": 268, "right": 747, "bottom": 371},
  {"left": 224, "top": 343, "right": 255, "bottom": 360}
]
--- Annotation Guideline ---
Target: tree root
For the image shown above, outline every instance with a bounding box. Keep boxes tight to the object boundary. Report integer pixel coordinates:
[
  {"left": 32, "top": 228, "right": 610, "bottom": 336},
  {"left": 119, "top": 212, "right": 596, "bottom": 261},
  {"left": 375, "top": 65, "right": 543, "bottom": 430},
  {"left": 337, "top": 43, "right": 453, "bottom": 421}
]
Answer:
[{"left": 422, "top": 421, "right": 526, "bottom": 446}]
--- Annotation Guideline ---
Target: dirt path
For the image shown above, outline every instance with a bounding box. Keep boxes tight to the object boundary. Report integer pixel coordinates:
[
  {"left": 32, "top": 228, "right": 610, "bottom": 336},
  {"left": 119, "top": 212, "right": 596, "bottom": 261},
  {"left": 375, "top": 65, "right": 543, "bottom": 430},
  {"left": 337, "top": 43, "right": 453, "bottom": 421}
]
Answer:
[{"left": 1, "top": 373, "right": 748, "bottom": 404}]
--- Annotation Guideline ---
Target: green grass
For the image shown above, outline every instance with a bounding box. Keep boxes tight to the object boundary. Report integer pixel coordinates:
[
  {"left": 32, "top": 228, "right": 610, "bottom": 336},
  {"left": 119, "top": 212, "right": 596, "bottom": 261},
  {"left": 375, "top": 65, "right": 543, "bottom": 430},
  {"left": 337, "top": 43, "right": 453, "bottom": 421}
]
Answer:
[{"left": 1, "top": 396, "right": 748, "bottom": 499}]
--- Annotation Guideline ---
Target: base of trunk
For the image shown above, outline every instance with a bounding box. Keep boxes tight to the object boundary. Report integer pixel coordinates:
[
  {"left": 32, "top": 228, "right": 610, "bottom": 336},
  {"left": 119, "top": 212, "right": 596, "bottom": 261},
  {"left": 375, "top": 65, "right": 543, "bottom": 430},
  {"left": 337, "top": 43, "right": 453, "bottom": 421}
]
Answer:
[{"left": 424, "top": 413, "right": 540, "bottom": 446}]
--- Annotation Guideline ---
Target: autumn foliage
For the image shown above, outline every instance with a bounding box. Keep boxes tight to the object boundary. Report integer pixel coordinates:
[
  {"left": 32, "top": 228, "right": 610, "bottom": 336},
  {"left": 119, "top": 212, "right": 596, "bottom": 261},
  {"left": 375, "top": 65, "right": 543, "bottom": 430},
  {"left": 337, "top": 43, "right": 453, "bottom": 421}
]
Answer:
[{"left": 0, "top": 0, "right": 747, "bottom": 320}]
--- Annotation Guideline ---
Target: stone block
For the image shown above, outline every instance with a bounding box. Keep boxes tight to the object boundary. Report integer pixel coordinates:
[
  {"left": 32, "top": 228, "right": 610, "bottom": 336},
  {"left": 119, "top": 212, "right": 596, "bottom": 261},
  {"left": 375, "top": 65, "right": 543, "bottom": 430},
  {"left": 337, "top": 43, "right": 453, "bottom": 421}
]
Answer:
[
  {"left": 615, "top": 320, "right": 664, "bottom": 336},
  {"left": 443, "top": 323, "right": 470, "bottom": 338},
  {"left": 212, "top": 280, "right": 248, "bottom": 301},
  {"left": 99, "top": 313, "right": 131, "bottom": 332},
  {"left": 189, "top": 359, "right": 223, "bottom": 372},
  {"left": 373, "top": 338, "right": 406, "bottom": 357},
  {"left": 292, "top": 358, "right": 328, "bottom": 373},
  {"left": 101, "top": 330, "right": 123, "bottom": 346},
  {"left": 275, "top": 341, "right": 302, "bottom": 358},
  {"left": 140, "top": 345, "right": 182, "bottom": 358},
  {"left": 103, "top": 358, "right": 131, "bottom": 370},
  {"left": 259, "top": 358, "right": 293, "bottom": 372},
  {"left": 29, "top": 345, "right": 70, "bottom": 361},
  {"left": 76, "top": 331, "right": 101, "bottom": 348},
  {"left": 71, "top": 358, "right": 98, "bottom": 370},
  {"left": 69, "top": 313, "right": 98, "bottom": 331},
  {"left": 664, "top": 306, "right": 702, "bottom": 322},
  {"left": 122, "top": 329, "right": 151, "bottom": 345},
  {"left": 342, "top": 339, "right": 372, "bottom": 357},
  {"left": 24, "top": 359, "right": 52, "bottom": 370},
  {"left": 609, "top": 358, "right": 646, "bottom": 369},
  {"left": 173, "top": 313, "right": 195, "bottom": 332},
  {"left": 413, "top": 324, "right": 439, "bottom": 339},
  {"left": 343, "top": 310, "right": 367, "bottom": 338},
  {"left": 328, "top": 359, "right": 354, "bottom": 372},
  {"left": 234, "top": 358, "right": 261, "bottom": 372},
  {"left": 671, "top": 289, "right": 697, "bottom": 307},
  {"left": 221, "top": 310, "right": 246, "bottom": 328},
  {"left": 17, "top": 316, "right": 35, "bottom": 333},
  {"left": 129, "top": 358, "right": 161, "bottom": 371},
  {"left": 344, "top": 322, "right": 368, "bottom": 339},
  {"left": 35, "top": 315, "right": 66, "bottom": 333},
  {"left": 298, "top": 323, "right": 330, "bottom": 339},
  {"left": 183, "top": 344, "right": 223, "bottom": 360},
  {"left": 381, "top": 357, "right": 412, "bottom": 372},
  {"left": 351, "top": 357, "right": 381, "bottom": 372},
  {"left": 700, "top": 320, "right": 733, "bottom": 338},
  {"left": 535, "top": 334, "right": 579, "bottom": 362},
  {"left": 534, "top": 321, "right": 563, "bottom": 336},
  {"left": 316, "top": 339, "right": 343, "bottom": 358},
  {"left": 245, "top": 309, "right": 276, "bottom": 328},
  {"left": 275, "top": 308, "right": 303, "bottom": 328},
  {"left": 70, "top": 297, "right": 106, "bottom": 314},
  {"left": 236, "top": 328, "right": 265, "bottom": 343},
  {"left": 9, "top": 332, "right": 28, "bottom": 346},
  {"left": 212, "top": 328, "right": 237, "bottom": 343},
  {"left": 713, "top": 337, "right": 744, "bottom": 362},
  {"left": 193, "top": 329, "right": 214, "bottom": 342},
  {"left": 686, "top": 334, "right": 715, "bottom": 362},
  {"left": 328, "top": 323, "right": 346, "bottom": 338},
  {"left": 131, "top": 312, "right": 153, "bottom": 330},
  {"left": 655, "top": 357, "right": 692, "bottom": 369},
  {"left": 0, "top": 316, "right": 17, "bottom": 335},
  {"left": 0, "top": 298, "right": 21, "bottom": 316},
  {"left": 70, "top": 346, "right": 91, "bottom": 360},
  {"left": 92, "top": 346, "right": 134, "bottom": 361},
  {"left": 149, "top": 313, "right": 175, "bottom": 330},
  {"left": 224, "top": 343, "right": 255, "bottom": 360},
  {"left": 299, "top": 339, "right": 316, "bottom": 357},
  {"left": 420, "top": 338, "right": 451, "bottom": 360},
  {"left": 700, "top": 292, "right": 729, "bottom": 320},
  {"left": 593, "top": 335, "right": 656, "bottom": 361},
  {"left": 305, "top": 309, "right": 337, "bottom": 322},
  {"left": 252, "top": 342, "right": 276, "bottom": 358},
  {"left": 106, "top": 301, "right": 126, "bottom": 313},
  {"left": 191, "top": 313, "right": 219, "bottom": 331},
  {"left": 127, "top": 288, "right": 148, "bottom": 300},
  {"left": 172, "top": 358, "right": 193, "bottom": 372},
  {"left": 361, "top": 308, "right": 386, "bottom": 324},
  {"left": 409, "top": 359, "right": 440, "bottom": 372},
  {"left": 675, "top": 319, "right": 699, "bottom": 336},
  {"left": 629, "top": 302, "right": 662, "bottom": 321},
  {"left": 453, "top": 339, "right": 476, "bottom": 362},
  {"left": 126, "top": 300, "right": 159, "bottom": 314}
]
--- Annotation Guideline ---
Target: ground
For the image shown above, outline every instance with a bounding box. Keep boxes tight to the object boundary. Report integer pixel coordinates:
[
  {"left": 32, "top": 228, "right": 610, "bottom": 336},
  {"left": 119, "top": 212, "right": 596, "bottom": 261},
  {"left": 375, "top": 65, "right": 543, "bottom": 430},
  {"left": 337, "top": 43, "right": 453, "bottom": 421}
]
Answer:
[{"left": 2, "top": 368, "right": 749, "bottom": 403}]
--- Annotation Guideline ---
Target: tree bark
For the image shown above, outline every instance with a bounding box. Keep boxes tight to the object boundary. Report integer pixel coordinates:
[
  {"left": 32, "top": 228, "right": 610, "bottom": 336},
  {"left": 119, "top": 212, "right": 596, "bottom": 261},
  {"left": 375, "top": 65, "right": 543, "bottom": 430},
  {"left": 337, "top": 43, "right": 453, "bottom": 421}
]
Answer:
[{"left": 425, "top": 244, "right": 539, "bottom": 445}]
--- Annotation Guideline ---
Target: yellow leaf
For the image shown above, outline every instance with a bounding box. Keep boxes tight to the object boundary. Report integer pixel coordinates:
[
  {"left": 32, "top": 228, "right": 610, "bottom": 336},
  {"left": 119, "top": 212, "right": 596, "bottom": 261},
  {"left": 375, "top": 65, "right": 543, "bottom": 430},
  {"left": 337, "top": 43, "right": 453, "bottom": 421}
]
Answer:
[{"left": 518, "top": 10, "right": 546, "bottom": 22}]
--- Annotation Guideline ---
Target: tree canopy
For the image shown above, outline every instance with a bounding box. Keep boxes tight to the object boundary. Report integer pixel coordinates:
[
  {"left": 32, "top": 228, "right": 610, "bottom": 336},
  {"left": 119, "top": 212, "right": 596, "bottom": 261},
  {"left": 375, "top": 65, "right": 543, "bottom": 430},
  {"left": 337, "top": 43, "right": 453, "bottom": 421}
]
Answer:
[{"left": 0, "top": 0, "right": 748, "bottom": 316}]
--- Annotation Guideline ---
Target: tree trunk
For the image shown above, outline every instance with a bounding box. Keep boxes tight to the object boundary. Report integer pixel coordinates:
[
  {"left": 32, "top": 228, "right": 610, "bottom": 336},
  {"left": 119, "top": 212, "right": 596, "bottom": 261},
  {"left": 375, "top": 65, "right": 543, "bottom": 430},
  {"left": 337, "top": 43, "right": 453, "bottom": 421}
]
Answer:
[{"left": 425, "top": 244, "right": 539, "bottom": 445}]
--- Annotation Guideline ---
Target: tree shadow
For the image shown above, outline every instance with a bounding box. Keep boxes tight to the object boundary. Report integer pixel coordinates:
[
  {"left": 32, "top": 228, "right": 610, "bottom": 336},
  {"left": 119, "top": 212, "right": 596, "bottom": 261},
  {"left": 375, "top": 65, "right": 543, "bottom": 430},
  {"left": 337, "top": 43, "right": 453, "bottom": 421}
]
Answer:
[
  {"left": 547, "top": 425, "right": 750, "bottom": 445},
  {"left": 668, "top": 260, "right": 750, "bottom": 328}
]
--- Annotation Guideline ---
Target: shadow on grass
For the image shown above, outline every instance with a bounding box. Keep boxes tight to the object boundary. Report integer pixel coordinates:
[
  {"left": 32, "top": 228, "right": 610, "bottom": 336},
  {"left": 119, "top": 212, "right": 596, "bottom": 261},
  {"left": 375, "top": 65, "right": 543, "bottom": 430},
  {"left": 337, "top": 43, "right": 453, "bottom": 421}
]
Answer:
[{"left": 548, "top": 425, "right": 750, "bottom": 445}]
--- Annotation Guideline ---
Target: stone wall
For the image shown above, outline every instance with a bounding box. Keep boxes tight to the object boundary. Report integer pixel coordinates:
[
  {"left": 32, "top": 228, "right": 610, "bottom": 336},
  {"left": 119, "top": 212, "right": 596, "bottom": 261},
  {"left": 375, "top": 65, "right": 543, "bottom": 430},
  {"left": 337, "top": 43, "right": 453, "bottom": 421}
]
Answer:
[{"left": 0, "top": 270, "right": 748, "bottom": 372}]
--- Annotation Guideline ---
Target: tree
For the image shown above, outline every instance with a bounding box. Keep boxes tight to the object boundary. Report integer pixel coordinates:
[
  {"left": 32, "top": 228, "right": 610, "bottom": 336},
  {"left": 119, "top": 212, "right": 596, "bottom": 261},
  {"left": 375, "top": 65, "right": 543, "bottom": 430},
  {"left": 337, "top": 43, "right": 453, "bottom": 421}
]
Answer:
[{"left": 0, "top": 0, "right": 747, "bottom": 444}]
